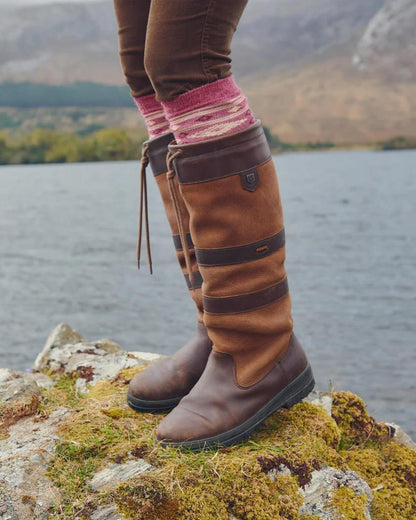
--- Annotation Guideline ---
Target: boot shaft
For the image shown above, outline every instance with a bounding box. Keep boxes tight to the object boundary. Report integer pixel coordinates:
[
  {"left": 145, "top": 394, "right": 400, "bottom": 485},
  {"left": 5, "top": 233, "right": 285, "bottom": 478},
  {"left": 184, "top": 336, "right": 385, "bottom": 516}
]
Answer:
[
  {"left": 141, "top": 133, "right": 204, "bottom": 319},
  {"left": 168, "top": 121, "right": 294, "bottom": 387}
]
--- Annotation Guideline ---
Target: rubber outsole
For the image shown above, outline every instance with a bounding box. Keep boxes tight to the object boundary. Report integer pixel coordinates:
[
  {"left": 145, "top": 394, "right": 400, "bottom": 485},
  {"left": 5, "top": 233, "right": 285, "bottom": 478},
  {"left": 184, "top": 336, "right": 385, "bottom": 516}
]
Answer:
[
  {"left": 159, "top": 363, "right": 315, "bottom": 451},
  {"left": 127, "top": 393, "right": 182, "bottom": 413}
]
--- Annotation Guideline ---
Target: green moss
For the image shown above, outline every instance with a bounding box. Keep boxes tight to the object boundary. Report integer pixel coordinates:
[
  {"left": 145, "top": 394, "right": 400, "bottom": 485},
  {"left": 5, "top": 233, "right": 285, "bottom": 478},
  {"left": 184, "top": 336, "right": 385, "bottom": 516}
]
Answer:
[
  {"left": 102, "top": 407, "right": 130, "bottom": 419},
  {"left": 329, "top": 487, "right": 369, "bottom": 519},
  {"left": 263, "top": 401, "right": 341, "bottom": 450},
  {"left": 113, "top": 475, "right": 180, "bottom": 520},
  {"left": 112, "top": 459, "right": 302, "bottom": 520},
  {"left": 40, "top": 368, "right": 416, "bottom": 520},
  {"left": 332, "top": 392, "right": 391, "bottom": 448},
  {"left": 225, "top": 473, "right": 302, "bottom": 520},
  {"left": 41, "top": 373, "right": 83, "bottom": 411},
  {"left": 339, "top": 438, "right": 416, "bottom": 519},
  {"left": 111, "top": 365, "right": 146, "bottom": 384},
  {"left": 370, "top": 442, "right": 416, "bottom": 519},
  {"left": 342, "top": 447, "right": 385, "bottom": 481}
]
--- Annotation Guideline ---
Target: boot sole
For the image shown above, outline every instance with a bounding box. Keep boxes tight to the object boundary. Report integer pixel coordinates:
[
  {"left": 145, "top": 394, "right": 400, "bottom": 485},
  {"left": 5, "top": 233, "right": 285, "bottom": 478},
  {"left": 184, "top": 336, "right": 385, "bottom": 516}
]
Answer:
[
  {"left": 127, "top": 393, "right": 182, "bottom": 413},
  {"left": 159, "top": 363, "right": 315, "bottom": 451}
]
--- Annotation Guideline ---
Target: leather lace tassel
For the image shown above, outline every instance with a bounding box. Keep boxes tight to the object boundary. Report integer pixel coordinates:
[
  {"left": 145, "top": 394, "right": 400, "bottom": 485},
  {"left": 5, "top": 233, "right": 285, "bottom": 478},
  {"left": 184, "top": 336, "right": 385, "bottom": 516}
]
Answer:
[
  {"left": 166, "top": 150, "right": 194, "bottom": 284},
  {"left": 137, "top": 143, "right": 153, "bottom": 274}
]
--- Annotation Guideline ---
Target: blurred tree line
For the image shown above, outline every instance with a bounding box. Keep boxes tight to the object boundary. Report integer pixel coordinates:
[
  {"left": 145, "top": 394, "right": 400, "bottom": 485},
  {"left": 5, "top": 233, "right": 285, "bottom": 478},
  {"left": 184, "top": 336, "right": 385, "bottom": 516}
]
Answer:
[
  {"left": 380, "top": 136, "right": 416, "bottom": 151},
  {"left": 0, "top": 126, "right": 298, "bottom": 165},
  {"left": 1, "top": 126, "right": 413, "bottom": 166},
  {"left": 0, "top": 128, "right": 144, "bottom": 165}
]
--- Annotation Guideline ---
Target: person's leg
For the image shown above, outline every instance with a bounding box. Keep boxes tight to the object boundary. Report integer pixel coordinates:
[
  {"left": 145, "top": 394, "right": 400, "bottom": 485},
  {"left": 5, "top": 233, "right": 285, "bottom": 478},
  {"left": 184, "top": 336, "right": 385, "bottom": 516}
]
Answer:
[
  {"left": 112, "top": 0, "right": 212, "bottom": 411},
  {"left": 113, "top": 0, "right": 169, "bottom": 138},
  {"left": 144, "top": 0, "right": 255, "bottom": 143},
  {"left": 143, "top": 0, "right": 314, "bottom": 448},
  {"left": 144, "top": 0, "right": 247, "bottom": 100}
]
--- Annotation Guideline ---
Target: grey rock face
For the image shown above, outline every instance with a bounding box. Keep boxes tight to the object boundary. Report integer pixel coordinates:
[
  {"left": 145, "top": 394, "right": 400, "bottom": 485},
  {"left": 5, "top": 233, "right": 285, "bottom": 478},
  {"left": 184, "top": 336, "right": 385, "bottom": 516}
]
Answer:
[
  {"left": 386, "top": 422, "right": 416, "bottom": 451},
  {"left": 33, "top": 322, "right": 83, "bottom": 371},
  {"left": 0, "top": 373, "right": 42, "bottom": 407},
  {"left": 234, "top": 0, "right": 383, "bottom": 74},
  {"left": 0, "top": 0, "right": 385, "bottom": 83},
  {"left": 353, "top": 0, "right": 416, "bottom": 79},
  {"left": 90, "top": 505, "right": 123, "bottom": 520},
  {"left": 300, "top": 465, "right": 373, "bottom": 519},
  {"left": 0, "top": 409, "right": 71, "bottom": 520},
  {"left": 33, "top": 323, "right": 161, "bottom": 394},
  {"left": 89, "top": 459, "right": 153, "bottom": 492},
  {"left": 0, "top": 370, "right": 45, "bottom": 439},
  {"left": 303, "top": 390, "right": 333, "bottom": 416},
  {"left": 0, "top": 324, "right": 162, "bottom": 519}
]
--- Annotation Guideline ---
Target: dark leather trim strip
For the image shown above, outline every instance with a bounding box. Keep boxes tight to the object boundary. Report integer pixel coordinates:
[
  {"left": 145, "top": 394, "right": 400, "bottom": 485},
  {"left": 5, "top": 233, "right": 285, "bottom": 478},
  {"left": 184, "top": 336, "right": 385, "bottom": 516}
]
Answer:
[
  {"left": 196, "top": 229, "right": 285, "bottom": 266},
  {"left": 169, "top": 120, "right": 271, "bottom": 185},
  {"left": 143, "top": 132, "right": 174, "bottom": 176},
  {"left": 173, "top": 233, "right": 194, "bottom": 251},
  {"left": 184, "top": 271, "right": 203, "bottom": 290},
  {"left": 203, "top": 277, "right": 289, "bottom": 315}
]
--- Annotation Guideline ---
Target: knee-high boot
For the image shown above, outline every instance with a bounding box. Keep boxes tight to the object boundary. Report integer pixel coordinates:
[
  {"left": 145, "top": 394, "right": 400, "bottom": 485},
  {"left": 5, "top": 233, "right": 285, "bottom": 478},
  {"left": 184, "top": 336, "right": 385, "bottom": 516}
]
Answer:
[
  {"left": 156, "top": 121, "right": 314, "bottom": 447},
  {"left": 127, "top": 133, "right": 212, "bottom": 413}
]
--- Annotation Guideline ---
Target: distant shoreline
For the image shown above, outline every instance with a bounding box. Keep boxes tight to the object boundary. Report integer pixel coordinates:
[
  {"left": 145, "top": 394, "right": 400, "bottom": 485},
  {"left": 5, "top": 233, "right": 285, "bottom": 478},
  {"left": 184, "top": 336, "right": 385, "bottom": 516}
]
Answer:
[{"left": 1, "top": 126, "right": 415, "bottom": 166}]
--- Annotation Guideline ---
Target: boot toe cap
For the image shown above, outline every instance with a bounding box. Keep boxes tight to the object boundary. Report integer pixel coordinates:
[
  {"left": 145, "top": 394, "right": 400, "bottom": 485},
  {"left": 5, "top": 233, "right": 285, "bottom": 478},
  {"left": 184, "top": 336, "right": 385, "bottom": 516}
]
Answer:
[
  {"left": 128, "top": 365, "right": 168, "bottom": 401},
  {"left": 156, "top": 404, "right": 213, "bottom": 443}
]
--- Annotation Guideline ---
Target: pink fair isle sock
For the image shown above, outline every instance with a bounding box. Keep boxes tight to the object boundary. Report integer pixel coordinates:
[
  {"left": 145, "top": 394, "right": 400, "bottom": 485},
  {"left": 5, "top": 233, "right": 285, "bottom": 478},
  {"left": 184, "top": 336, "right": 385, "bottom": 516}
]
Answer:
[
  {"left": 134, "top": 93, "right": 170, "bottom": 140},
  {"left": 161, "top": 76, "right": 256, "bottom": 144}
]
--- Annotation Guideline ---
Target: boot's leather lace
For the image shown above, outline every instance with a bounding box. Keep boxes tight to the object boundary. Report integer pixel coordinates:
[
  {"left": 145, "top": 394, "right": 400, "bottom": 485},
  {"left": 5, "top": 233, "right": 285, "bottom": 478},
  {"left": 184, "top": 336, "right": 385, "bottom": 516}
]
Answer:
[
  {"left": 137, "top": 143, "right": 152, "bottom": 273},
  {"left": 166, "top": 149, "right": 195, "bottom": 284},
  {"left": 137, "top": 145, "right": 192, "bottom": 283}
]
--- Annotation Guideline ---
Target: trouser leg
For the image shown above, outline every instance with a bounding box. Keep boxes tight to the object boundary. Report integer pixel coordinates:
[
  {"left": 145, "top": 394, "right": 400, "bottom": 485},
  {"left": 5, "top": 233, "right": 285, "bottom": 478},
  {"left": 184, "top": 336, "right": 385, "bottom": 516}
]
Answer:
[
  {"left": 144, "top": 0, "right": 248, "bottom": 101},
  {"left": 113, "top": 0, "right": 154, "bottom": 98}
]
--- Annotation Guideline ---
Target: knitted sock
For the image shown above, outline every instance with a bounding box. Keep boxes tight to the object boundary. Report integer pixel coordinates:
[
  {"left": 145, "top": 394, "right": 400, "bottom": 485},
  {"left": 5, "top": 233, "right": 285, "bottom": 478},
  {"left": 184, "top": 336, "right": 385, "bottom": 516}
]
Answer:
[
  {"left": 161, "top": 76, "right": 256, "bottom": 144},
  {"left": 134, "top": 93, "right": 170, "bottom": 139}
]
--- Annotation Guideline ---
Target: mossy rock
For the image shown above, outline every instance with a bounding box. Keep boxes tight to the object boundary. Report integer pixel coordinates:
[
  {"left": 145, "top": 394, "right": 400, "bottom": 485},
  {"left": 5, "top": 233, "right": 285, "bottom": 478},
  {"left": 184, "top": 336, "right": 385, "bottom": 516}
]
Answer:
[
  {"left": 29, "top": 367, "right": 414, "bottom": 520},
  {"left": 332, "top": 391, "right": 392, "bottom": 448},
  {"left": 0, "top": 375, "right": 42, "bottom": 439}
]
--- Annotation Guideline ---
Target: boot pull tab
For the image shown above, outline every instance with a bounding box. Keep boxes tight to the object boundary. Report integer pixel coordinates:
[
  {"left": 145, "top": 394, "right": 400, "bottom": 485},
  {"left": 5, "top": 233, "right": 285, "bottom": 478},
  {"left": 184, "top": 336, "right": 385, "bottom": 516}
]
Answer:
[
  {"left": 166, "top": 149, "right": 194, "bottom": 284},
  {"left": 137, "top": 143, "right": 153, "bottom": 274}
]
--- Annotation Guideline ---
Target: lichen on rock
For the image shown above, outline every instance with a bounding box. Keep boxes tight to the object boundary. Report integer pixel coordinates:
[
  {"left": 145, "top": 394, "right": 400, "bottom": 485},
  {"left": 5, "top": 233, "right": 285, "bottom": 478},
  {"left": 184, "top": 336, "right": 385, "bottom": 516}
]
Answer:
[
  {"left": 0, "top": 369, "right": 44, "bottom": 440},
  {"left": 0, "top": 324, "right": 415, "bottom": 520}
]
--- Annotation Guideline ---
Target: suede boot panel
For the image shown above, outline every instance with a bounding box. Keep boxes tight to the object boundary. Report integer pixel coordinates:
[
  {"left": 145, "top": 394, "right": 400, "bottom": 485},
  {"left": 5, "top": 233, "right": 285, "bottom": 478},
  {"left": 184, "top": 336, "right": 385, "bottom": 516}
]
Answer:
[
  {"left": 154, "top": 163, "right": 203, "bottom": 316},
  {"left": 155, "top": 174, "right": 186, "bottom": 236},
  {"left": 179, "top": 159, "right": 282, "bottom": 249},
  {"left": 193, "top": 288, "right": 204, "bottom": 323},
  {"left": 204, "top": 295, "right": 293, "bottom": 387},
  {"left": 199, "top": 247, "right": 286, "bottom": 298}
]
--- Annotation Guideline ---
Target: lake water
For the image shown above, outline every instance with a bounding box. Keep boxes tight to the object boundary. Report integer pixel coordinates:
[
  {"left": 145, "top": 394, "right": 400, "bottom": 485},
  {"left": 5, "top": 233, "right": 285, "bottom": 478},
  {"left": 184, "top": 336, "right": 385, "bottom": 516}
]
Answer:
[{"left": 1, "top": 151, "right": 415, "bottom": 437}]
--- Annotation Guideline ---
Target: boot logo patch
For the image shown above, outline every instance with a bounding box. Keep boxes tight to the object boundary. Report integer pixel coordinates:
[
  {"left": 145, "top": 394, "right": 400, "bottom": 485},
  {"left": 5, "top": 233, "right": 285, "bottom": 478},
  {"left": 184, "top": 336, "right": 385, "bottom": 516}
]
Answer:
[
  {"left": 240, "top": 169, "right": 259, "bottom": 192},
  {"left": 256, "top": 245, "right": 269, "bottom": 254}
]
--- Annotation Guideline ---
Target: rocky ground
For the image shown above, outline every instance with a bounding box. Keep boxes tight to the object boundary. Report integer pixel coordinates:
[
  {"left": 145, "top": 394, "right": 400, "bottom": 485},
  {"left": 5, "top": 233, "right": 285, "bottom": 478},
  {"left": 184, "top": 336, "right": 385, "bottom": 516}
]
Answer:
[{"left": 1, "top": 324, "right": 415, "bottom": 520}]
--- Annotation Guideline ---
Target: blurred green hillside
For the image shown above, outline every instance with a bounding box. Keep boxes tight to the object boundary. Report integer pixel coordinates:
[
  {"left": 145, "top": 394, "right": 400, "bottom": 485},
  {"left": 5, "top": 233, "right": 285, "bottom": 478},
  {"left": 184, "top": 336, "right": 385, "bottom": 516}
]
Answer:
[{"left": 0, "top": 128, "right": 145, "bottom": 165}]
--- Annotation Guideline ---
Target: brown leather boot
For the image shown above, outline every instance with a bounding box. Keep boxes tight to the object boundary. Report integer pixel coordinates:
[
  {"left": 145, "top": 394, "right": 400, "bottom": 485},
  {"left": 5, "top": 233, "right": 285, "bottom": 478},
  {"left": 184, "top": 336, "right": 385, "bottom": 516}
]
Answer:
[
  {"left": 127, "top": 133, "right": 212, "bottom": 413},
  {"left": 156, "top": 121, "right": 314, "bottom": 448}
]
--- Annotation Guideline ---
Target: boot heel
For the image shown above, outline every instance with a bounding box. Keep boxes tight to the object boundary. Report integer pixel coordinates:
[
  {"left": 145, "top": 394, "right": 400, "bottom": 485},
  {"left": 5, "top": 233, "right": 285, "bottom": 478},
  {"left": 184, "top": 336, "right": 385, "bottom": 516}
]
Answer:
[{"left": 283, "top": 365, "right": 315, "bottom": 409}]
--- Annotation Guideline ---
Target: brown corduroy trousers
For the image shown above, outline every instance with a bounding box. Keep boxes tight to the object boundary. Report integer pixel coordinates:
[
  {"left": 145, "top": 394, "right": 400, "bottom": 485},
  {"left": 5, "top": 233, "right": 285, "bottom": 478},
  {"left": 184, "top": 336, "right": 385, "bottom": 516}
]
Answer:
[{"left": 113, "top": 0, "right": 248, "bottom": 101}]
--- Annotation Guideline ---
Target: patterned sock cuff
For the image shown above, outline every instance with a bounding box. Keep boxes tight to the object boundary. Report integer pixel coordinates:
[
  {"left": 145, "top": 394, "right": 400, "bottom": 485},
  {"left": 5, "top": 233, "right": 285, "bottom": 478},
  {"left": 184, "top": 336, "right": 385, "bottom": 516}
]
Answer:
[
  {"left": 161, "top": 76, "right": 256, "bottom": 144},
  {"left": 134, "top": 93, "right": 170, "bottom": 139}
]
